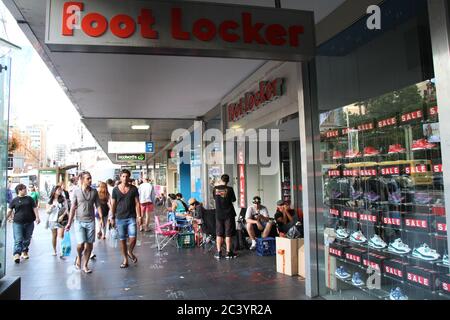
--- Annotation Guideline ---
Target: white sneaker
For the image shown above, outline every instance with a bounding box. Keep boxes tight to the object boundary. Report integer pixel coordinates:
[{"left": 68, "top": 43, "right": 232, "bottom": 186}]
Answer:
[
  {"left": 388, "top": 238, "right": 411, "bottom": 254},
  {"left": 412, "top": 243, "right": 440, "bottom": 261},
  {"left": 250, "top": 241, "right": 257, "bottom": 250},
  {"left": 368, "top": 234, "right": 387, "bottom": 249},
  {"left": 336, "top": 227, "right": 350, "bottom": 239},
  {"left": 350, "top": 230, "right": 367, "bottom": 244}
]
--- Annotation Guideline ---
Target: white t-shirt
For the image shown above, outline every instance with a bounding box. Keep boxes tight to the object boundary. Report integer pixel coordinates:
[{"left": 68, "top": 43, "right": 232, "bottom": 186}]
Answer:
[
  {"left": 245, "top": 205, "right": 269, "bottom": 221},
  {"left": 138, "top": 182, "right": 153, "bottom": 204}
]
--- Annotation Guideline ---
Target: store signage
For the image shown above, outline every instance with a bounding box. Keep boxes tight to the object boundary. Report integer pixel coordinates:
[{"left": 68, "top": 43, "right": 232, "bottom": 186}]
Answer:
[
  {"left": 328, "top": 170, "right": 340, "bottom": 177},
  {"left": 357, "top": 122, "right": 374, "bottom": 132},
  {"left": 429, "top": 106, "right": 438, "bottom": 116},
  {"left": 227, "top": 78, "right": 285, "bottom": 122},
  {"left": 377, "top": 117, "right": 397, "bottom": 128},
  {"left": 359, "top": 213, "right": 377, "bottom": 223},
  {"left": 363, "top": 259, "right": 380, "bottom": 271},
  {"left": 400, "top": 110, "right": 423, "bottom": 123},
  {"left": 329, "top": 208, "right": 339, "bottom": 216},
  {"left": 437, "top": 222, "right": 447, "bottom": 232},
  {"left": 383, "top": 217, "right": 401, "bottom": 226},
  {"left": 239, "top": 164, "right": 246, "bottom": 208},
  {"left": 342, "top": 210, "right": 358, "bottom": 219},
  {"left": 329, "top": 247, "right": 342, "bottom": 257},
  {"left": 46, "top": 0, "right": 314, "bottom": 61},
  {"left": 380, "top": 166, "right": 400, "bottom": 175},
  {"left": 407, "top": 272, "right": 430, "bottom": 287},
  {"left": 108, "top": 141, "right": 149, "bottom": 153},
  {"left": 325, "top": 130, "right": 339, "bottom": 138},
  {"left": 433, "top": 164, "right": 443, "bottom": 173},
  {"left": 345, "top": 253, "right": 361, "bottom": 263},
  {"left": 116, "top": 154, "right": 146, "bottom": 161},
  {"left": 341, "top": 128, "right": 354, "bottom": 135},
  {"left": 343, "top": 169, "right": 359, "bottom": 177},
  {"left": 405, "top": 218, "right": 427, "bottom": 229},
  {"left": 443, "top": 281, "right": 450, "bottom": 292},
  {"left": 405, "top": 165, "right": 427, "bottom": 174},
  {"left": 385, "top": 266, "right": 403, "bottom": 278},
  {"left": 359, "top": 169, "right": 377, "bottom": 176},
  {"left": 145, "top": 141, "right": 154, "bottom": 153}
]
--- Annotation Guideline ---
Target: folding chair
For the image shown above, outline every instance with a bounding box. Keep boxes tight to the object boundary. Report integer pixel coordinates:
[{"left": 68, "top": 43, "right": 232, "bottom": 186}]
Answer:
[{"left": 154, "top": 215, "right": 178, "bottom": 251}]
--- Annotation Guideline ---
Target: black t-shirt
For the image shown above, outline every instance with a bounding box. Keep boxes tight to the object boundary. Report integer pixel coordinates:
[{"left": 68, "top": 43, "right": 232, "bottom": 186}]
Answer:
[
  {"left": 274, "top": 209, "right": 296, "bottom": 234},
  {"left": 112, "top": 185, "right": 139, "bottom": 220},
  {"left": 9, "top": 196, "right": 36, "bottom": 224},
  {"left": 213, "top": 185, "right": 236, "bottom": 220}
]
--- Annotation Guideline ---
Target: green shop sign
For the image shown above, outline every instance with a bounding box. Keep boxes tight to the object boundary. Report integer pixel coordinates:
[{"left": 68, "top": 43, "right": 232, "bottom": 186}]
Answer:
[{"left": 116, "top": 154, "right": 146, "bottom": 161}]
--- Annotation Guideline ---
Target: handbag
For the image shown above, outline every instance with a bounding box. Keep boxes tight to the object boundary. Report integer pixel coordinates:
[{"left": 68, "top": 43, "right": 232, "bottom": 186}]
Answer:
[{"left": 57, "top": 205, "right": 68, "bottom": 225}]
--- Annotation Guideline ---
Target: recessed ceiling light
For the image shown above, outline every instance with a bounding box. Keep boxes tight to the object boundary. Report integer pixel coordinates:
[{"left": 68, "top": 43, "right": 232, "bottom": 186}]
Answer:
[{"left": 131, "top": 125, "right": 150, "bottom": 130}]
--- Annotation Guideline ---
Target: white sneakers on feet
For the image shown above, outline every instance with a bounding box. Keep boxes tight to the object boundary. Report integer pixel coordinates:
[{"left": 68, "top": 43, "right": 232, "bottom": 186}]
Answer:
[{"left": 250, "top": 240, "right": 257, "bottom": 250}]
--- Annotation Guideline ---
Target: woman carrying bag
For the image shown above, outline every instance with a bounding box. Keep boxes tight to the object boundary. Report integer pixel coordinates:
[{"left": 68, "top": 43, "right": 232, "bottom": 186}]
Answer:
[{"left": 46, "top": 185, "right": 69, "bottom": 258}]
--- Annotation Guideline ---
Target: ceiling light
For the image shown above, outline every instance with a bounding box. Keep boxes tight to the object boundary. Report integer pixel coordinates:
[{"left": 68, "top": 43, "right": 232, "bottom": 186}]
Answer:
[{"left": 131, "top": 125, "right": 150, "bottom": 130}]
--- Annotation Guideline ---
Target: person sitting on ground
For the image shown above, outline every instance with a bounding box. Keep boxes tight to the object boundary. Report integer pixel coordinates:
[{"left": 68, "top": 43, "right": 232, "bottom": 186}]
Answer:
[
  {"left": 274, "top": 200, "right": 297, "bottom": 236},
  {"left": 245, "top": 196, "right": 275, "bottom": 250}
]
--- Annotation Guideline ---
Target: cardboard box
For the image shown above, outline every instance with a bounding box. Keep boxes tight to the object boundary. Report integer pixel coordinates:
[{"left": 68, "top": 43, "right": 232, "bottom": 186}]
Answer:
[
  {"left": 297, "top": 239, "right": 305, "bottom": 278},
  {"left": 276, "top": 237, "right": 298, "bottom": 276}
]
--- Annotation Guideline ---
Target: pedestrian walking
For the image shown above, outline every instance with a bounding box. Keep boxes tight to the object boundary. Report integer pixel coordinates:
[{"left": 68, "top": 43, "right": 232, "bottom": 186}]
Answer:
[
  {"left": 46, "top": 185, "right": 69, "bottom": 258},
  {"left": 66, "top": 171, "right": 103, "bottom": 274},
  {"left": 7, "top": 184, "right": 40, "bottom": 263},
  {"left": 110, "top": 169, "right": 142, "bottom": 268},
  {"left": 138, "top": 177, "right": 155, "bottom": 232}
]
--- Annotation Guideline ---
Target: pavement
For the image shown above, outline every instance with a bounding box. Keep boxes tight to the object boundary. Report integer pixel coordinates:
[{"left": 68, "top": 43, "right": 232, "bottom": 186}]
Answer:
[{"left": 4, "top": 209, "right": 308, "bottom": 300}]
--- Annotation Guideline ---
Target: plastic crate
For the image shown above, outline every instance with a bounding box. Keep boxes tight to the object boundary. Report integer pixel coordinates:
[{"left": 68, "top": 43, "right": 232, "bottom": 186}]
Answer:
[
  {"left": 256, "top": 237, "right": 276, "bottom": 256},
  {"left": 177, "top": 232, "right": 195, "bottom": 248}
]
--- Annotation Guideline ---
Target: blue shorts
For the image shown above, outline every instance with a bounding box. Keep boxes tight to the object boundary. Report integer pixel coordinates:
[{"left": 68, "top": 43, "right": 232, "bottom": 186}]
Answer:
[
  {"left": 74, "top": 221, "right": 96, "bottom": 244},
  {"left": 116, "top": 218, "right": 137, "bottom": 241}
]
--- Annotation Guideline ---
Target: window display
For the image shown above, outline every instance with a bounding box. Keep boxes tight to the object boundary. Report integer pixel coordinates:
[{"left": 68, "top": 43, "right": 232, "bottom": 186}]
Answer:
[{"left": 320, "top": 80, "right": 449, "bottom": 300}]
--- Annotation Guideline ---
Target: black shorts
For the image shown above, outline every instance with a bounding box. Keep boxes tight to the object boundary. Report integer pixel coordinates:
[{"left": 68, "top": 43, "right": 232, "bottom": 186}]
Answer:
[{"left": 216, "top": 217, "right": 236, "bottom": 237}]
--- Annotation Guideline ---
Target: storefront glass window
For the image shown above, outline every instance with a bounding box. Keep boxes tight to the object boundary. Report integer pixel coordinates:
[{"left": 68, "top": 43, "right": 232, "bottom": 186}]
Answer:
[
  {"left": 0, "top": 56, "right": 11, "bottom": 279},
  {"left": 205, "top": 116, "right": 223, "bottom": 208},
  {"left": 317, "top": 0, "right": 449, "bottom": 300}
]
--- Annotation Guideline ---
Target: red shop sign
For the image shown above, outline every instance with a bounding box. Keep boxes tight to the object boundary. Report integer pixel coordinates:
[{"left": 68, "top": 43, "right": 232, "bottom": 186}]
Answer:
[
  {"left": 357, "top": 122, "right": 374, "bottom": 132},
  {"left": 377, "top": 117, "right": 397, "bottom": 128},
  {"left": 433, "top": 164, "right": 443, "bottom": 173},
  {"left": 401, "top": 110, "right": 423, "bottom": 123},
  {"left": 405, "top": 165, "right": 427, "bottom": 174},
  {"left": 328, "top": 170, "right": 340, "bottom": 177},
  {"left": 429, "top": 106, "right": 438, "bottom": 116},
  {"left": 380, "top": 167, "right": 400, "bottom": 175},
  {"left": 239, "top": 164, "right": 246, "bottom": 208},
  {"left": 325, "top": 130, "right": 339, "bottom": 138},
  {"left": 228, "top": 78, "right": 285, "bottom": 122}
]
